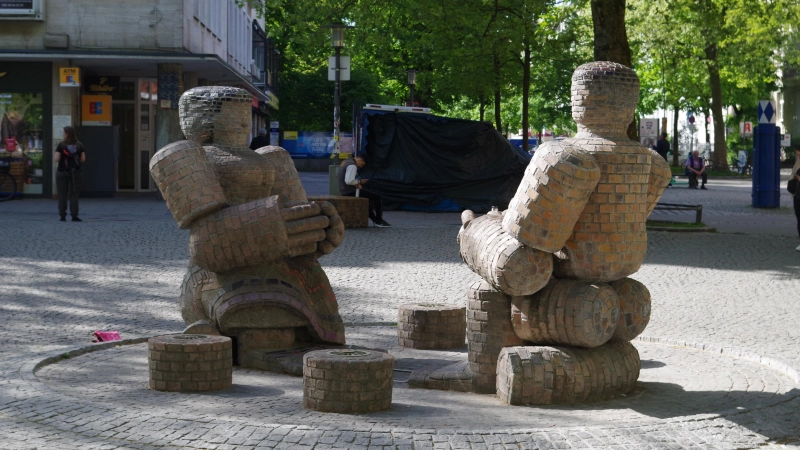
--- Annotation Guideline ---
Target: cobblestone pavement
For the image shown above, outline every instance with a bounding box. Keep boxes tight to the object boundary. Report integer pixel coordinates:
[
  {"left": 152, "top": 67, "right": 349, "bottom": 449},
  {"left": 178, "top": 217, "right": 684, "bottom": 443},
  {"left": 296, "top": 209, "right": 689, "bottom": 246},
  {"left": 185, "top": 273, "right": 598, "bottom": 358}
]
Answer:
[{"left": 0, "top": 173, "right": 798, "bottom": 449}]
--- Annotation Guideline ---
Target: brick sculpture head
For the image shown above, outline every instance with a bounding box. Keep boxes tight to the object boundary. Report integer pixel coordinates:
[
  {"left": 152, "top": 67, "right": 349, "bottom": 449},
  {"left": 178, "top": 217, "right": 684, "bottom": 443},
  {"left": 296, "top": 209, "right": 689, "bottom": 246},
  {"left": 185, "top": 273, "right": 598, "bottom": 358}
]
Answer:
[
  {"left": 179, "top": 86, "right": 252, "bottom": 146},
  {"left": 571, "top": 62, "right": 640, "bottom": 137}
]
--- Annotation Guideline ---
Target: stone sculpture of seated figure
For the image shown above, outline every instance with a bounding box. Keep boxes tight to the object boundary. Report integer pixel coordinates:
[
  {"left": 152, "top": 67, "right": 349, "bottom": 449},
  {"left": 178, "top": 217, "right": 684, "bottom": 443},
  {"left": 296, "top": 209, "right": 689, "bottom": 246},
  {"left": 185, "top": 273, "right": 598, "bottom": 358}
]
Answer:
[
  {"left": 150, "top": 86, "right": 346, "bottom": 368},
  {"left": 452, "top": 62, "right": 673, "bottom": 401}
]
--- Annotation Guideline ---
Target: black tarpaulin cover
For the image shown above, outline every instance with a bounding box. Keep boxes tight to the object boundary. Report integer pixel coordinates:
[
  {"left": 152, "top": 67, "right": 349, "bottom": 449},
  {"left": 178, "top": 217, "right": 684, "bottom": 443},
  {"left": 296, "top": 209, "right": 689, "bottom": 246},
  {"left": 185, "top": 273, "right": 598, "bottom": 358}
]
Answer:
[{"left": 358, "top": 110, "right": 531, "bottom": 213}]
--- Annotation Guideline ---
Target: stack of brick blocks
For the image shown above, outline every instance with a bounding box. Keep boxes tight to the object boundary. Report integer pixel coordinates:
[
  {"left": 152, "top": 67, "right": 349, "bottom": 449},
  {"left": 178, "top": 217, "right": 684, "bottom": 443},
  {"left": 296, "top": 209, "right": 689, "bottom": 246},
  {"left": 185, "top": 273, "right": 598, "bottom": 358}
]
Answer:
[
  {"left": 466, "top": 281, "right": 525, "bottom": 394},
  {"left": 303, "top": 349, "right": 394, "bottom": 413},
  {"left": 448, "top": 62, "right": 668, "bottom": 404},
  {"left": 397, "top": 303, "right": 466, "bottom": 349},
  {"left": 148, "top": 334, "right": 232, "bottom": 392},
  {"left": 308, "top": 195, "right": 369, "bottom": 229},
  {"left": 149, "top": 86, "right": 348, "bottom": 369}
]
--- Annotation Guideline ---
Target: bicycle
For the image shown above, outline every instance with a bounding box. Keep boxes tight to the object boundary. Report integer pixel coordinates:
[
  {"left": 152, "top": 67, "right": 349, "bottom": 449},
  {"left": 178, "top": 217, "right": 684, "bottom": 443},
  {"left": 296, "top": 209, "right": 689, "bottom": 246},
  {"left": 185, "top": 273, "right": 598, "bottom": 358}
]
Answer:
[{"left": 0, "top": 160, "right": 17, "bottom": 202}]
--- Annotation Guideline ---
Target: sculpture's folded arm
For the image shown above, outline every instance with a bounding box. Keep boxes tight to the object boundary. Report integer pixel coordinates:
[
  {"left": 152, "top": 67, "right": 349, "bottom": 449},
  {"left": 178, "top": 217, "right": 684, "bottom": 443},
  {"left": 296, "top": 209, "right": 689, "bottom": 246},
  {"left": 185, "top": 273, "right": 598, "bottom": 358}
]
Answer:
[{"left": 150, "top": 140, "right": 228, "bottom": 229}]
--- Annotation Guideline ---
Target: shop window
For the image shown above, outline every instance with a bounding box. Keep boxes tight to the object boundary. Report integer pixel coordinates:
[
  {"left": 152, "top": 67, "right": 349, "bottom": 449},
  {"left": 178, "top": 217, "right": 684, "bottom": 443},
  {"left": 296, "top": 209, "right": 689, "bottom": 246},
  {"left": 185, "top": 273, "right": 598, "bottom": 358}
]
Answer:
[{"left": 0, "top": 92, "right": 44, "bottom": 194}]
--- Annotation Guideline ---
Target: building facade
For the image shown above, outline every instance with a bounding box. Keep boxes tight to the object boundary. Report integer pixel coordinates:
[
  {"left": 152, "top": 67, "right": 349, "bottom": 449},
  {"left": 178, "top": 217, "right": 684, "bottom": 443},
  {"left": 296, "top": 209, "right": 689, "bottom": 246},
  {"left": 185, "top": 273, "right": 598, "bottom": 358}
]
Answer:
[{"left": 0, "top": 0, "right": 280, "bottom": 198}]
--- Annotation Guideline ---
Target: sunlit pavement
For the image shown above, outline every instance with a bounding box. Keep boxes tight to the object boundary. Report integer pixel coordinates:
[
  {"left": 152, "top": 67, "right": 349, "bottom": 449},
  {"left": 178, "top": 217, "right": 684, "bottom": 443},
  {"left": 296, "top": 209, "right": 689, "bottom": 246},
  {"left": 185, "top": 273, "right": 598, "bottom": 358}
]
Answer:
[{"left": 0, "top": 171, "right": 797, "bottom": 449}]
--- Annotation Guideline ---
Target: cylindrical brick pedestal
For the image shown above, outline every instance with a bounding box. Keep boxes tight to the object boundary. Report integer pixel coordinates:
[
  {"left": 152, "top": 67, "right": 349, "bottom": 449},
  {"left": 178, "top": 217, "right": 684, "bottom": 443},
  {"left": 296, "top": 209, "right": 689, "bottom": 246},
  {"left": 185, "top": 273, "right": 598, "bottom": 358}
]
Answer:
[
  {"left": 397, "top": 303, "right": 466, "bottom": 349},
  {"left": 496, "top": 340, "right": 640, "bottom": 405},
  {"left": 148, "top": 334, "right": 233, "bottom": 392},
  {"left": 466, "top": 280, "right": 525, "bottom": 394},
  {"left": 303, "top": 349, "right": 394, "bottom": 413}
]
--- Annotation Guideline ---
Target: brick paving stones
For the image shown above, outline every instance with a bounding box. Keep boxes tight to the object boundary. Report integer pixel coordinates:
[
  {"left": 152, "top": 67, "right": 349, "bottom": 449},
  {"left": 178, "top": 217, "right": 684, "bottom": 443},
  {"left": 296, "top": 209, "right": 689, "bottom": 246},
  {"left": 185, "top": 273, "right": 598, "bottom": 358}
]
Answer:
[{"left": 0, "top": 171, "right": 798, "bottom": 448}]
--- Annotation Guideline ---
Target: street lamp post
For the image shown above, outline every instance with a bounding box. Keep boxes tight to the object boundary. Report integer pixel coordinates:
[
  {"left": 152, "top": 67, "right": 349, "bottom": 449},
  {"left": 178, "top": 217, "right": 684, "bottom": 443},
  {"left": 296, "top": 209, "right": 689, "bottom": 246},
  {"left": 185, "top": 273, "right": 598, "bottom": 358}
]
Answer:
[
  {"left": 330, "top": 24, "right": 346, "bottom": 158},
  {"left": 406, "top": 69, "right": 417, "bottom": 106}
]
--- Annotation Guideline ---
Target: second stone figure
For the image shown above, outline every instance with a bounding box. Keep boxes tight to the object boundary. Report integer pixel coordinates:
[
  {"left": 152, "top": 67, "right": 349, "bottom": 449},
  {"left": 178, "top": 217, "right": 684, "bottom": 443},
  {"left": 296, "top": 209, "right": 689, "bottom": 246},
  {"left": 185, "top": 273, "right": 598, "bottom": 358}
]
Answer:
[{"left": 417, "top": 61, "right": 670, "bottom": 405}]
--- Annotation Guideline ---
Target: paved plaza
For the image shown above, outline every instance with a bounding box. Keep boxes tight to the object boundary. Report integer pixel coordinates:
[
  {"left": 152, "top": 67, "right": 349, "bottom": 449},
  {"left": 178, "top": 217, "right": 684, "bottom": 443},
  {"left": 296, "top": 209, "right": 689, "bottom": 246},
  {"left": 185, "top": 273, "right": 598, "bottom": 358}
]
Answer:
[{"left": 0, "top": 171, "right": 799, "bottom": 449}]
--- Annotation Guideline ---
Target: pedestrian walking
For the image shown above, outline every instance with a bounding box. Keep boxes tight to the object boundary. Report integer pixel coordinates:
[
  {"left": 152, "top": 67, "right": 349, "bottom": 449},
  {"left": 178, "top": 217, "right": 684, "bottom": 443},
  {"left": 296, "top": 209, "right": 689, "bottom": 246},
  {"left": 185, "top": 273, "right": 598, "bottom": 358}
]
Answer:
[
  {"left": 249, "top": 128, "right": 270, "bottom": 150},
  {"left": 55, "top": 126, "right": 85, "bottom": 222},
  {"left": 338, "top": 154, "right": 391, "bottom": 227}
]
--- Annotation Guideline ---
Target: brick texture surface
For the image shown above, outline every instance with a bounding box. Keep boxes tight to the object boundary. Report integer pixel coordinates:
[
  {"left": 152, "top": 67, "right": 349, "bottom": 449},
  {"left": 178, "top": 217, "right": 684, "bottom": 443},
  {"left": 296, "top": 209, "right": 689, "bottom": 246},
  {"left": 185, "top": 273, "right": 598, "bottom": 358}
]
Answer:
[
  {"left": 303, "top": 349, "right": 394, "bottom": 413},
  {"left": 556, "top": 62, "right": 655, "bottom": 281},
  {"left": 458, "top": 212, "right": 553, "bottom": 296},
  {"left": 149, "top": 141, "right": 227, "bottom": 229},
  {"left": 397, "top": 303, "right": 466, "bottom": 349},
  {"left": 148, "top": 334, "right": 232, "bottom": 392},
  {"left": 308, "top": 195, "right": 369, "bottom": 229},
  {"left": 609, "top": 277, "right": 651, "bottom": 341},
  {"left": 496, "top": 341, "right": 640, "bottom": 405},
  {"left": 510, "top": 279, "right": 619, "bottom": 348},
  {"left": 466, "top": 280, "right": 526, "bottom": 394},
  {"left": 503, "top": 142, "right": 600, "bottom": 252},
  {"left": 255, "top": 146, "right": 308, "bottom": 204},
  {"left": 149, "top": 86, "right": 347, "bottom": 354}
]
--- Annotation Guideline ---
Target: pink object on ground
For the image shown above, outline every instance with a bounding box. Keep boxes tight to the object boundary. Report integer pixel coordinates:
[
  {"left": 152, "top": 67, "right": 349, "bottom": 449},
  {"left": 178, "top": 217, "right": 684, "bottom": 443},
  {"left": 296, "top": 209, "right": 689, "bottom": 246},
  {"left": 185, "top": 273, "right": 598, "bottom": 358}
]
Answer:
[{"left": 93, "top": 331, "right": 121, "bottom": 342}]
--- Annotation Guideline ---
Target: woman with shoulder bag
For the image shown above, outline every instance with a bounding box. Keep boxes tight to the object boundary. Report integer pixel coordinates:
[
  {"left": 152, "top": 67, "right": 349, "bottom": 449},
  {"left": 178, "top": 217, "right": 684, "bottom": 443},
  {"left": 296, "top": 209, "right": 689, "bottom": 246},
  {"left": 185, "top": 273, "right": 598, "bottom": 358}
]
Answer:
[
  {"left": 792, "top": 147, "right": 800, "bottom": 252},
  {"left": 54, "top": 126, "right": 86, "bottom": 222}
]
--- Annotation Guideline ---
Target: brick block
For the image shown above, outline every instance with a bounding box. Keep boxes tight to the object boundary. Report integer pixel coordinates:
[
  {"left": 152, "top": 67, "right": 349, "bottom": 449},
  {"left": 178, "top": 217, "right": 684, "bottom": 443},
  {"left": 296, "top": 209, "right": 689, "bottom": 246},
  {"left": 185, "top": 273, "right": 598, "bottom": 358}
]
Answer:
[
  {"left": 496, "top": 341, "right": 640, "bottom": 405},
  {"left": 466, "top": 280, "right": 525, "bottom": 394},
  {"left": 148, "top": 334, "right": 232, "bottom": 392},
  {"left": 397, "top": 304, "right": 466, "bottom": 349},
  {"left": 303, "top": 349, "right": 394, "bottom": 413},
  {"left": 308, "top": 196, "right": 369, "bottom": 229}
]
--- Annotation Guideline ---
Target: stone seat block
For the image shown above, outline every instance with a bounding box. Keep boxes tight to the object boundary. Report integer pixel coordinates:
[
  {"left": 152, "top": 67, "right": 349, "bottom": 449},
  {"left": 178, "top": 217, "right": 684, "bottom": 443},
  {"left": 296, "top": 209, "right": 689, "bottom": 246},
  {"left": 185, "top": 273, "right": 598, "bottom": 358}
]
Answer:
[
  {"left": 308, "top": 195, "right": 369, "bottom": 229},
  {"left": 303, "top": 349, "right": 394, "bottom": 413},
  {"left": 148, "top": 334, "right": 232, "bottom": 392}
]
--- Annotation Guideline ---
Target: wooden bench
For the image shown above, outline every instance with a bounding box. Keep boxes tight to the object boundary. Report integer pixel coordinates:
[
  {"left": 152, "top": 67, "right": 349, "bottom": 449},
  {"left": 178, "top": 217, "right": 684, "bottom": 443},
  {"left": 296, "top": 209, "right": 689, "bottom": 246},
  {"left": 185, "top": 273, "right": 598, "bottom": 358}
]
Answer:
[
  {"left": 653, "top": 202, "right": 702, "bottom": 224},
  {"left": 307, "top": 195, "right": 369, "bottom": 228}
]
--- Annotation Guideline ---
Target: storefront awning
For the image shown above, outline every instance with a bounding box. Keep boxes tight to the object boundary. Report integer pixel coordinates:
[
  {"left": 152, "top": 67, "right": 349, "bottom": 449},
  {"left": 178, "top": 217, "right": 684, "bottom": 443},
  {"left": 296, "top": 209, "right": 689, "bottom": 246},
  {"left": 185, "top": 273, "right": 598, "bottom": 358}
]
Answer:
[{"left": 0, "top": 49, "right": 267, "bottom": 101}]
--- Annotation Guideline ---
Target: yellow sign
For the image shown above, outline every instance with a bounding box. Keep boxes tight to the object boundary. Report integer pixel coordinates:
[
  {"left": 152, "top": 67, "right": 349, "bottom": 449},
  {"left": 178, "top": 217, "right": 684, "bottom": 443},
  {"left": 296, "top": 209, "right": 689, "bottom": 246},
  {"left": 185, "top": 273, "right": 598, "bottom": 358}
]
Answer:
[
  {"left": 60, "top": 67, "right": 80, "bottom": 87},
  {"left": 81, "top": 95, "right": 112, "bottom": 126},
  {"left": 283, "top": 131, "right": 298, "bottom": 140}
]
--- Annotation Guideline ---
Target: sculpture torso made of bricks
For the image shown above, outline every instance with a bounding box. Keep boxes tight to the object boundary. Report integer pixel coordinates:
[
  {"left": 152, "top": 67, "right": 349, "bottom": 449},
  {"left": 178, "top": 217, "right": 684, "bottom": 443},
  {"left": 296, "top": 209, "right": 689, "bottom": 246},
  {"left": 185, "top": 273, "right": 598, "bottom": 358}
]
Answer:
[
  {"left": 150, "top": 86, "right": 345, "bottom": 349},
  {"left": 502, "top": 62, "right": 671, "bottom": 282}
]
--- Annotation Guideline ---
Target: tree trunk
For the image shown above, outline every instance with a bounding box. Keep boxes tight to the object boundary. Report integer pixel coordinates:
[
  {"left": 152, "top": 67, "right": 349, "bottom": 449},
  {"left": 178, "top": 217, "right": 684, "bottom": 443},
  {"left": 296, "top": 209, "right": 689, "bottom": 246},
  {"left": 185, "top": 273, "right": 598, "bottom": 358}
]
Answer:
[
  {"left": 590, "top": 0, "right": 637, "bottom": 141},
  {"left": 479, "top": 94, "right": 485, "bottom": 122},
  {"left": 521, "top": 43, "right": 531, "bottom": 151},
  {"left": 493, "top": 50, "right": 502, "bottom": 132},
  {"left": 704, "top": 43, "right": 728, "bottom": 171},
  {"left": 672, "top": 105, "right": 680, "bottom": 166}
]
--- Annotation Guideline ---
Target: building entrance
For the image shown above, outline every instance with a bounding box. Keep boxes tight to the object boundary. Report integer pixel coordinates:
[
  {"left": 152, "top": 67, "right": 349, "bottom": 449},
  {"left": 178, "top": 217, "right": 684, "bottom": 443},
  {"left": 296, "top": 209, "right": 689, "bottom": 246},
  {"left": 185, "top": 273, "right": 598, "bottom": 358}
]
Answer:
[{"left": 114, "top": 78, "right": 157, "bottom": 192}]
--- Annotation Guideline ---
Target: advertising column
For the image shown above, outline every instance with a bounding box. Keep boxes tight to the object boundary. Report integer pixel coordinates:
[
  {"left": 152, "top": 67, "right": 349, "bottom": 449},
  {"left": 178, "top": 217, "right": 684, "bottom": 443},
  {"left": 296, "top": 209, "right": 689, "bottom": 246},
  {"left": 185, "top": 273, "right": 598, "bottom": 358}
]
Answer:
[{"left": 752, "top": 100, "right": 781, "bottom": 208}]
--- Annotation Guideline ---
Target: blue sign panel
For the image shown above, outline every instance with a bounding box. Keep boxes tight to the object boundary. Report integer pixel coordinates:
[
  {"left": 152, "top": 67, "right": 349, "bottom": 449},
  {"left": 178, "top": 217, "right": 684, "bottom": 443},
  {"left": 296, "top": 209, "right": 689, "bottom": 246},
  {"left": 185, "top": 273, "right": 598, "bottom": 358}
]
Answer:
[{"left": 283, "top": 132, "right": 353, "bottom": 159}]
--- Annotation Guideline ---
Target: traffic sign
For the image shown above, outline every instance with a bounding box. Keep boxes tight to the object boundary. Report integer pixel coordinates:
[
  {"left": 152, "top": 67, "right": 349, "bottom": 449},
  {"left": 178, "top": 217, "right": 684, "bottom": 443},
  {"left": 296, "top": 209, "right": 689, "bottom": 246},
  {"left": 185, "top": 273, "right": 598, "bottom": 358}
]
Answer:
[
  {"left": 757, "top": 100, "right": 777, "bottom": 124},
  {"left": 740, "top": 122, "right": 753, "bottom": 137},
  {"left": 328, "top": 56, "right": 351, "bottom": 81}
]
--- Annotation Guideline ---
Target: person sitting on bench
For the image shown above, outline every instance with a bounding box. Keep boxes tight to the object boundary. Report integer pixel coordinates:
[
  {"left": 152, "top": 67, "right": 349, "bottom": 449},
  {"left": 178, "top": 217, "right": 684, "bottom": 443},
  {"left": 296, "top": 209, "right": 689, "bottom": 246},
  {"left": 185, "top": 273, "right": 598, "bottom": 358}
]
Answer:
[{"left": 686, "top": 150, "right": 707, "bottom": 190}]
